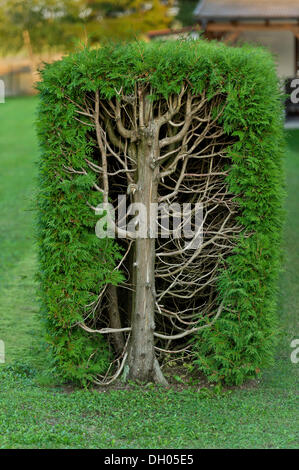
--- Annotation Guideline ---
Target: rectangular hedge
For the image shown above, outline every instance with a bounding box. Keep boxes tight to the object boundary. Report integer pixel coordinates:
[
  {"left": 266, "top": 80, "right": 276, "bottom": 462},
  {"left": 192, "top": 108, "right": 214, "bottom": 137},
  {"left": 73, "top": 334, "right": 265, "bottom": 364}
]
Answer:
[{"left": 36, "top": 39, "right": 285, "bottom": 385}]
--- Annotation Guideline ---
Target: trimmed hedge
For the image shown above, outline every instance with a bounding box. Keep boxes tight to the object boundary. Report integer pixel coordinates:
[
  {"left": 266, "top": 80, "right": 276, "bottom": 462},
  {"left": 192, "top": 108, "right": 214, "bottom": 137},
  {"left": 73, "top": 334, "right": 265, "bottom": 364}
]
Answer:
[{"left": 36, "top": 39, "right": 284, "bottom": 385}]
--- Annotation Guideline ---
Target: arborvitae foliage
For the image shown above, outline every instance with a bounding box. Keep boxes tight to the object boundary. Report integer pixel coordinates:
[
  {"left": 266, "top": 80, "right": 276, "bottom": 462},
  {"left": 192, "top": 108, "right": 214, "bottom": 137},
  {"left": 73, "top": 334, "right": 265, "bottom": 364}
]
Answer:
[{"left": 37, "top": 40, "right": 284, "bottom": 386}]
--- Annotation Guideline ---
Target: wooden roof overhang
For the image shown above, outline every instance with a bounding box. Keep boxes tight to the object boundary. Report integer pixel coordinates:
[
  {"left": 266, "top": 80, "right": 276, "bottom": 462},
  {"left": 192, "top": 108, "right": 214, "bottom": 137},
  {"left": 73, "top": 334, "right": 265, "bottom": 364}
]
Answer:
[{"left": 194, "top": 0, "right": 299, "bottom": 39}]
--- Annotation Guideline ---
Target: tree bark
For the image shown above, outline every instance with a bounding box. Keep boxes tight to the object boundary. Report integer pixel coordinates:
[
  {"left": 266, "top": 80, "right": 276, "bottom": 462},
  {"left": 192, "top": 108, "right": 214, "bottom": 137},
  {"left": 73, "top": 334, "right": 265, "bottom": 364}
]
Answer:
[
  {"left": 107, "top": 284, "right": 125, "bottom": 355},
  {"left": 126, "top": 128, "right": 167, "bottom": 385}
]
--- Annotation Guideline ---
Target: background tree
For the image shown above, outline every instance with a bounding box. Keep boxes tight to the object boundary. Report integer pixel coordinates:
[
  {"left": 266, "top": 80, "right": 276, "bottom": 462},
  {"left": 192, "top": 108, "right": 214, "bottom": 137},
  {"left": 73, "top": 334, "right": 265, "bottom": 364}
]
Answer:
[
  {"left": 176, "top": 0, "right": 198, "bottom": 27},
  {"left": 0, "top": 0, "right": 86, "bottom": 54},
  {"left": 0, "top": 0, "right": 174, "bottom": 55},
  {"left": 85, "top": 1, "right": 173, "bottom": 42}
]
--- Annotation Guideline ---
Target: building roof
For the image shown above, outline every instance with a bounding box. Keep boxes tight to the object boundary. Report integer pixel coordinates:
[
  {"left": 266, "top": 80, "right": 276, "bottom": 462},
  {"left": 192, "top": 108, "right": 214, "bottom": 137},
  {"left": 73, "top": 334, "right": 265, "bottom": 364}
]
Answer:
[{"left": 194, "top": 0, "right": 299, "bottom": 20}]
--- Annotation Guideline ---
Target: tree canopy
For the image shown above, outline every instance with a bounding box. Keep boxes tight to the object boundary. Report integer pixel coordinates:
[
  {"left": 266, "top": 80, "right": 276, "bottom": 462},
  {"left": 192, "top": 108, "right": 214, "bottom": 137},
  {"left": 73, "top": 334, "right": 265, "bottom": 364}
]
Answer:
[{"left": 0, "top": 0, "right": 174, "bottom": 55}]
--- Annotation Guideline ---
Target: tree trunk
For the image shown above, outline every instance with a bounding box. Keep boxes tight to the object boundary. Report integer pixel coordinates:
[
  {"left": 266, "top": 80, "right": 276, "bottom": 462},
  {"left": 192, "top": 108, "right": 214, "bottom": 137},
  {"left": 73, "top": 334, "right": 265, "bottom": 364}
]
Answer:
[
  {"left": 126, "top": 130, "right": 167, "bottom": 385},
  {"left": 23, "top": 30, "right": 37, "bottom": 87},
  {"left": 107, "top": 284, "right": 125, "bottom": 355}
]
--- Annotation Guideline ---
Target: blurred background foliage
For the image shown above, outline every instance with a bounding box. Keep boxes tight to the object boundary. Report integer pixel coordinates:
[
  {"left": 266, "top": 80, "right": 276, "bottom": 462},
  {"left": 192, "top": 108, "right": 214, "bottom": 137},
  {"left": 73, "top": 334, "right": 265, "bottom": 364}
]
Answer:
[{"left": 0, "top": 0, "right": 195, "bottom": 55}]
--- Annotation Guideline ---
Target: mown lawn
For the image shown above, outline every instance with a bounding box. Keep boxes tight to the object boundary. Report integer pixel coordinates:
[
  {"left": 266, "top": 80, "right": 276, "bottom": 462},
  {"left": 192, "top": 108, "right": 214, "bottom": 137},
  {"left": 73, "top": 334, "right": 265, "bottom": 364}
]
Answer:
[
  {"left": 0, "top": 97, "right": 298, "bottom": 449},
  {"left": 0, "top": 96, "right": 42, "bottom": 367}
]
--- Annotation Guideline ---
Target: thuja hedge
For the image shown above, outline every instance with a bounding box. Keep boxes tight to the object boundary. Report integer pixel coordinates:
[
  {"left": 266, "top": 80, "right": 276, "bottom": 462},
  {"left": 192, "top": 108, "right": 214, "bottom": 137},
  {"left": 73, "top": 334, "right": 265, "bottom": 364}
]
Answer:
[{"left": 36, "top": 40, "right": 284, "bottom": 385}]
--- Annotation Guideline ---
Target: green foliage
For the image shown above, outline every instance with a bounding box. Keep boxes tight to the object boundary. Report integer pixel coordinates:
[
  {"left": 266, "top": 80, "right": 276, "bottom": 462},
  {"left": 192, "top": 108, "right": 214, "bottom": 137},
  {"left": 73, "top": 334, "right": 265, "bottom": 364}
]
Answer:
[
  {"left": 0, "top": 0, "right": 173, "bottom": 55},
  {"left": 0, "top": 0, "right": 86, "bottom": 54},
  {"left": 85, "top": 0, "right": 173, "bottom": 42},
  {"left": 36, "top": 78, "right": 124, "bottom": 384},
  {"left": 37, "top": 39, "right": 284, "bottom": 385},
  {"left": 177, "top": 0, "right": 198, "bottom": 26}
]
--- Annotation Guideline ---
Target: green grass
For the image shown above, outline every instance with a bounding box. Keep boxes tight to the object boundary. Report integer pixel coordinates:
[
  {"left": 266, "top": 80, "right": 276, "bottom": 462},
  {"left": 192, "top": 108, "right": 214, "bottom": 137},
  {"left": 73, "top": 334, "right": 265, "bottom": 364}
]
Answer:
[
  {"left": 0, "top": 97, "right": 298, "bottom": 449},
  {"left": 0, "top": 97, "right": 42, "bottom": 367}
]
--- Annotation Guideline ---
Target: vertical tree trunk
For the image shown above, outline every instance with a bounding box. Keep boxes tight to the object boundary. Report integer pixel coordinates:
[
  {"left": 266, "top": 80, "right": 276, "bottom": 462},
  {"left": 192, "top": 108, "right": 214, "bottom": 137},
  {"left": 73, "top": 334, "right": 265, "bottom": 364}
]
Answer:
[
  {"left": 125, "top": 124, "right": 167, "bottom": 384},
  {"left": 23, "top": 30, "right": 37, "bottom": 87},
  {"left": 107, "top": 284, "right": 125, "bottom": 355},
  {"left": 127, "top": 134, "right": 157, "bottom": 382}
]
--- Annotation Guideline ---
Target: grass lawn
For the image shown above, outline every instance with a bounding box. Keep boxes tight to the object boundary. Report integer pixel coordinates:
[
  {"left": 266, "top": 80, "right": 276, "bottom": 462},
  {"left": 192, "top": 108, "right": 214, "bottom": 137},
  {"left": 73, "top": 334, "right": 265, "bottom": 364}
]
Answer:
[{"left": 0, "top": 97, "right": 298, "bottom": 449}]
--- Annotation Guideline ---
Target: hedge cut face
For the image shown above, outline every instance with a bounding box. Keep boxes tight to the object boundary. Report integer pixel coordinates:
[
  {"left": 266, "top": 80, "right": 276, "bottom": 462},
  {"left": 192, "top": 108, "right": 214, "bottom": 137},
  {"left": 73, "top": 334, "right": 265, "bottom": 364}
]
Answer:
[{"left": 72, "top": 83, "right": 242, "bottom": 385}]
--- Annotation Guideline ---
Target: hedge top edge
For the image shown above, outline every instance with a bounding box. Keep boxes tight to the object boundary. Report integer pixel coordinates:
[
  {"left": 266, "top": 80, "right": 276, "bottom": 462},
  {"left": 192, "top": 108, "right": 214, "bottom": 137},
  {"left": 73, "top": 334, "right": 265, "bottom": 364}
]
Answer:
[{"left": 38, "top": 39, "right": 281, "bottom": 120}]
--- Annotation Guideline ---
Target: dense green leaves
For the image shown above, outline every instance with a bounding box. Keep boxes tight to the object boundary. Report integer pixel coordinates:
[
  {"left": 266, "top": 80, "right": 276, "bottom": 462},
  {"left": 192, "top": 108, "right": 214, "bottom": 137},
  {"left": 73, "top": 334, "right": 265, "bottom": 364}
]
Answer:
[{"left": 37, "top": 39, "right": 284, "bottom": 385}]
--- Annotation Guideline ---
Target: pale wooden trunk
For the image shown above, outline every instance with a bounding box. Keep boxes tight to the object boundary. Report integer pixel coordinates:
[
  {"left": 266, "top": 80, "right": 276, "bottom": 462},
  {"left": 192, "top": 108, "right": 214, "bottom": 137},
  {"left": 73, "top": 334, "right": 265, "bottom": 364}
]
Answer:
[
  {"left": 126, "top": 130, "right": 166, "bottom": 384},
  {"left": 127, "top": 133, "right": 156, "bottom": 381}
]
